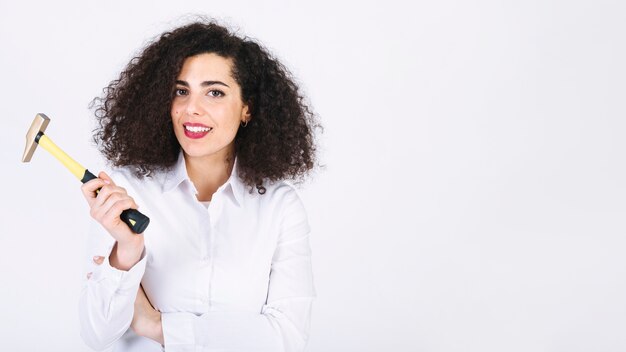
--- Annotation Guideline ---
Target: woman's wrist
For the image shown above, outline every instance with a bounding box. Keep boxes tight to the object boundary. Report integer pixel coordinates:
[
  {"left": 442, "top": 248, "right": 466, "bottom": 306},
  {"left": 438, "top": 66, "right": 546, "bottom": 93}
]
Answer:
[{"left": 110, "top": 236, "right": 144, "bottom": 271}]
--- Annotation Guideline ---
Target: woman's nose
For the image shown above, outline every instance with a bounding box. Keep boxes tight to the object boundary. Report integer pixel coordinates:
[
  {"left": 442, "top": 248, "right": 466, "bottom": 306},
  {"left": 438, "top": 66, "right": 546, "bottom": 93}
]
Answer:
[{"left": 185, "top": 94, "right": 203, "bottom": 116}]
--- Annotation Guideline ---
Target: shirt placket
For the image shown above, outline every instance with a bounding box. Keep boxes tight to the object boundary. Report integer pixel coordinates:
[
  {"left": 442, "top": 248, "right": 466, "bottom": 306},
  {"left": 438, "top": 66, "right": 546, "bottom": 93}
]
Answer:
[
  {"left": 189, "top": 181, "right": 212, "bottom": 315},
  {"left": 195, "top": 207, "right": 211, "bottom": 314},
  {"left": 205, "top": 191, "right": 225, "bottom": 311}
]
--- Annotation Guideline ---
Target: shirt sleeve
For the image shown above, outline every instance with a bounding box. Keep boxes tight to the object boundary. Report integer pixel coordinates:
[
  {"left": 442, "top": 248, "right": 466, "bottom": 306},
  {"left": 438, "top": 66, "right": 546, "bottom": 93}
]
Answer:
[
  {"left": 78, "top": 221, "right": 148, "bottom": 351},
  {"left": 161, "top": 188, "right": 316, "bottom": 352}
]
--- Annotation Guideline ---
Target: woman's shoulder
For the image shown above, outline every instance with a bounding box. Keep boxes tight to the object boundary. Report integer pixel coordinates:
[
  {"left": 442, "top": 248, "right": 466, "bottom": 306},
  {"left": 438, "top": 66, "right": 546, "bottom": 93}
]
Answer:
[
  {"left": 258, "top": 179, "right": 302, "bottom": 200},
  {"left": 258, "top": 180, "right": 310, "bottom": 235},
  {"left": 256, "top": 180, "right": 308, "bottom": 215}
]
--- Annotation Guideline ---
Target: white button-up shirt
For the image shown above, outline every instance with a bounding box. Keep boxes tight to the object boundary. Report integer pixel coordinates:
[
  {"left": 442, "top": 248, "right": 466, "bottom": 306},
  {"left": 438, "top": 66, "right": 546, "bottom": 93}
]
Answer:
[{"left": 79, "top": 153, "right": 315, "bottom": 352}]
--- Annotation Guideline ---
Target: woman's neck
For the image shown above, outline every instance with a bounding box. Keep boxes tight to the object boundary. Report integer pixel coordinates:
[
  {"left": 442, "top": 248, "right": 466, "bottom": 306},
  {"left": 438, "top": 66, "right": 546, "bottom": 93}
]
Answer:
[{"left": 184, "top": 150, "right": 235, "bottom": 202}]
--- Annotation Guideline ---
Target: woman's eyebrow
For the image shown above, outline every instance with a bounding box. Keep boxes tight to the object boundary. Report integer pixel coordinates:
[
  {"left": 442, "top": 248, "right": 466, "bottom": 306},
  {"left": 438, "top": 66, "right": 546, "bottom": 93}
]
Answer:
[{"left": 175, "top": 80, "right": 230, "bottom": 88}]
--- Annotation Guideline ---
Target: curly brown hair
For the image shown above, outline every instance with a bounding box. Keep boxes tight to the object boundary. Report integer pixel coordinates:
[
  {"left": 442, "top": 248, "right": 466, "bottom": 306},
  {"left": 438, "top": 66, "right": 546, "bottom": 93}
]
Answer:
[{"left": 91, "top": 20, "right": 320, "bottom": 193}]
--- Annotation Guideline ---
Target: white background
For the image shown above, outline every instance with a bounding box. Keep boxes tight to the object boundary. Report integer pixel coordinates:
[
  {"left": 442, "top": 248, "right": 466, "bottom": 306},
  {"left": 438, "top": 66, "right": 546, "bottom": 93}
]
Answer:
[{"left": 1, "top": 1, "right": 625, "bottom": 351}]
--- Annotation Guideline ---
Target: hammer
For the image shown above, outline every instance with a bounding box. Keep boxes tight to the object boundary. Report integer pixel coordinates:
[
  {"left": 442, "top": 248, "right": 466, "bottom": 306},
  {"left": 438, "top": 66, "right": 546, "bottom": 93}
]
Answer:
[{"left": 22, "top": 113, "right": 150, "bottom": 234}]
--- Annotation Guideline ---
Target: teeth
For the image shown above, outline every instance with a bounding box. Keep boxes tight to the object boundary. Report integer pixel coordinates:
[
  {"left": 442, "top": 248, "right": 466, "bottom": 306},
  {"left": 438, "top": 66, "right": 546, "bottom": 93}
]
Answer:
[{"left": 185, "top": 125, "right": 212, "bottom": 133}]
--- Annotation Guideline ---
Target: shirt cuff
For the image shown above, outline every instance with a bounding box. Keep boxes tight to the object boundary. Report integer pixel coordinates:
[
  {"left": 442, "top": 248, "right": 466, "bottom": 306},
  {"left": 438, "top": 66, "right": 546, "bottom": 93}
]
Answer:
[
  {"left": 161, "top": 312, "right": 196, "bottom": 348},
  {"left": 100, "top": 247, "right": 147, "bottom": 295}
]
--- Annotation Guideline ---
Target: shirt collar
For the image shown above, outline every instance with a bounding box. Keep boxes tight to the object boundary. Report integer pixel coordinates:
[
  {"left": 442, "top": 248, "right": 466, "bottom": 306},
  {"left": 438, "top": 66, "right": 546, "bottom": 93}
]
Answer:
[{"left": 162, "top": 152, "right": 245, "bottom": 207}]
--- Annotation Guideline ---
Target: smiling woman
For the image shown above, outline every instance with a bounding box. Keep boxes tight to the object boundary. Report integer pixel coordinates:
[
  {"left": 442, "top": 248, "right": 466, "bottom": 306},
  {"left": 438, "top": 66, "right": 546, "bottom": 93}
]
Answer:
[
  {"left": 170, "top": 53, "right": 252, "bottom": 199},
  {"left": 80, "top": 20, "right": 321, "bottom": 352},
  {"left": 91, "top": 21, "right": 319, "bottom": 191}
]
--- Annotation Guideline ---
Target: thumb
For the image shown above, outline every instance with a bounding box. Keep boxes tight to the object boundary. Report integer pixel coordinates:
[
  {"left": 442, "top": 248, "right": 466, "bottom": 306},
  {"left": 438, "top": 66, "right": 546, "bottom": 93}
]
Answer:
[{"left": 98, "top": 171, "right": 115, "bottom": 186}]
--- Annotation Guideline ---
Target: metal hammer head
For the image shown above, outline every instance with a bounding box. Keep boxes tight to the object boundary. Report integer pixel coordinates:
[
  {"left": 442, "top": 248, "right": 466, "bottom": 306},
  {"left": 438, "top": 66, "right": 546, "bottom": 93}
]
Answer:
[{"left": 22, "top": 113, "right": 50, "bottom": 163}]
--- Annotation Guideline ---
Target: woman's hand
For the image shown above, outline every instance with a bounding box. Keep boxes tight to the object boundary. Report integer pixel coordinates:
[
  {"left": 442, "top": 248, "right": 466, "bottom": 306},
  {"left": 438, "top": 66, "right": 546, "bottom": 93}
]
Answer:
[
  {"left": 81, "top": 171, "right": 144, "bottom": 270},
  {"left": 131, "top": 285, "right": 164, "bottom": 345}
]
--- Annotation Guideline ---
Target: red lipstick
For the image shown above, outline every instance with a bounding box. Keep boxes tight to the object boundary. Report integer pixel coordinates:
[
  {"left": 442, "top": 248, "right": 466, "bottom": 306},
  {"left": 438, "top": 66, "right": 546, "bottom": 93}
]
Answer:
[{"left": 183, "top": 123, "right": 213, "bottom": 139}]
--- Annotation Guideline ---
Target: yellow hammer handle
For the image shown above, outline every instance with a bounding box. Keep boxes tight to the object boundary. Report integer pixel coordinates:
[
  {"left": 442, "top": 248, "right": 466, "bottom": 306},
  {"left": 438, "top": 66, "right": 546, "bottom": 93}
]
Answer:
[
  {"left": 38, "top": 134, "right": 87, "bottom": 180},
  {"left": 36, "top": 132, "right": 150, "bottom": 233}
]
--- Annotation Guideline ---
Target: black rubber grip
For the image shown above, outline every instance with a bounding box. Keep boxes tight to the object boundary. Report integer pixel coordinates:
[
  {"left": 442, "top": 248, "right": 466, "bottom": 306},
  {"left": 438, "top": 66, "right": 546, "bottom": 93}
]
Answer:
[
  {"left": 81, "top": 170, "right": 98, "bottom": 183},
  {"left": 82, "top": 169, "right": 150, "bottom": 234},
  {"left": 120, "top": 208, "right": 150, "bottom": 234}
]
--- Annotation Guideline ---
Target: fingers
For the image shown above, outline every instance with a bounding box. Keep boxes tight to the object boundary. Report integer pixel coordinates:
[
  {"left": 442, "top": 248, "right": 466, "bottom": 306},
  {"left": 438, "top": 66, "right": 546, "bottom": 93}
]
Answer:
[
  {"left": 86, "top": 256, "right": 104, "bottom": 280},
  {"left": 93, "top": 196, "right": 138, "bottom": 229},
  {"left": 80, "top": 178, "right": 106, "bottom": 204},
  {"left": 91, "top": 182, "right": 125, "bottom": 209},
  {"left": 92, "top": 186, "right": 137, "bottom": 215},
  {"left": 103, "top": 198, "right": 138, "bottom": 222},
  {"left": 80, "top": 171, "right": 114, "bottom": 204},
  {"left": 98, "top": 171, "right": 116, "bottom": 186},
  {"left": 82, "top": 171, "right": 141, "bottom": 242},
  {"left": 86, "top": 175, "right": 138, "bottom": 226}
]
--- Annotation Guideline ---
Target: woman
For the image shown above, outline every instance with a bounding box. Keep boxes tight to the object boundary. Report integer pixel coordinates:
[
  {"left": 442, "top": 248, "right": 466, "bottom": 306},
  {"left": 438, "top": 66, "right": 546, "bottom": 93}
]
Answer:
[{"left": 79, "top": 20, "right": 319, "bottom": 352}]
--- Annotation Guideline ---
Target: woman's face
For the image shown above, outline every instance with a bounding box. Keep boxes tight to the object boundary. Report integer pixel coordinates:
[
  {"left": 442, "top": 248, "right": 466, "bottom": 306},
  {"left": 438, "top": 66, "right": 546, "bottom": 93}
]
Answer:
[{"left": 171, "top": 53, "right": 250, "bottom": 162}]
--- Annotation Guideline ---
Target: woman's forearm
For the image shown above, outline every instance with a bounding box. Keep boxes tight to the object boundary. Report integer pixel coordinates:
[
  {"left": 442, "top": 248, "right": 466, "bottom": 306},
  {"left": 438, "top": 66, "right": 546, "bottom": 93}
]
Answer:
[{"left": 131, "top": 286, "right": 164, "bottom": 345}]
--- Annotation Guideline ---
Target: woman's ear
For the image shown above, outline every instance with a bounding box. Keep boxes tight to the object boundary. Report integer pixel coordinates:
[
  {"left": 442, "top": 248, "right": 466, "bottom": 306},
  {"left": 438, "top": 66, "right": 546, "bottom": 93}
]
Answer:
[{"left": 241, "top": 103, "right": 252, "bottom": 122}]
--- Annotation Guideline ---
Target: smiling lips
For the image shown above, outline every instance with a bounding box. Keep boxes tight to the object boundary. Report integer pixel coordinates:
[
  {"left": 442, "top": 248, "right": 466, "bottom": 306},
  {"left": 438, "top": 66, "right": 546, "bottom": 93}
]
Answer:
[{"left": 183, "top": 122, "right": 213, "bottom": 139}]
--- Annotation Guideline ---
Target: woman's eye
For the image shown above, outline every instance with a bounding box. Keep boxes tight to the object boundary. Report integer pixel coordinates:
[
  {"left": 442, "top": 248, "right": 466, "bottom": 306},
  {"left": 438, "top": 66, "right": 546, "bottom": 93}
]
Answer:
[
  {"left": 174, "top": 88, "right": 187, "bottom": 96},
  {"left": 208, "top": 90, "right": 224, "bottom": 98}
]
